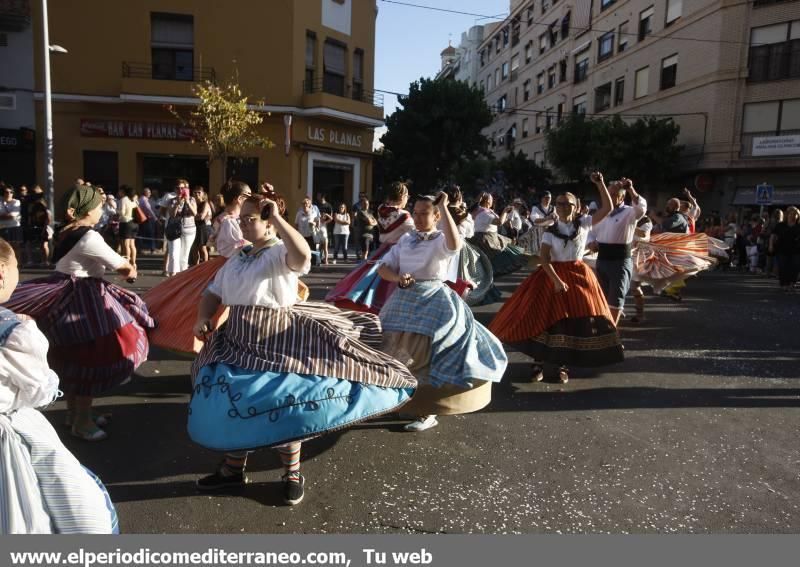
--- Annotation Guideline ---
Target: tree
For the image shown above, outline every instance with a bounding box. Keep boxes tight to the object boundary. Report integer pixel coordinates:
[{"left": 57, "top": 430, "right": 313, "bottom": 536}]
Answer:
[
  {"left": 496, "top": 150, "right": 551, "bottom": 194},
  {"left": 168, "top": 75, "right": 274, "bottom": 185},
  {"left": 380, "top": 78, "right": 493, "bottom": 192},
  {"left": 544, "top": 113, "right": 594, "bottom": 182},
  {"left": 546, "top": 113, "right": 683, "bottom": 191}
]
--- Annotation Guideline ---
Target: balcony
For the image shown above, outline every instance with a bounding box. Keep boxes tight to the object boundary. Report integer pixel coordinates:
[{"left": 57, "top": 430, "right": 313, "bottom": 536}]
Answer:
[
  {"left": 302, "top": 78, "right": 384, "bottom": 122},
  {"left": 121, "top": 61, "right": 216, "bottom": 98}
]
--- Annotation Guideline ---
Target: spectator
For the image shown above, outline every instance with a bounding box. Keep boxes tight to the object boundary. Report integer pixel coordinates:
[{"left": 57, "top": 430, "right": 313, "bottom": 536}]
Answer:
[
  {"left": 138, "top": 188, "right": 157, "bottom": 254},
  {"left": 192, "top": 185, "right": 213, "bottom": 264},
  {"left": 769, "top": 206, "right": 800, "bottom": 292},
  {"left": 315, "top": 194, "right": 333, "bottom": 265},
  {"left": 294, "top": 197, "right": 319, "bottom": 252},
  {"left": 165, "top": 179, "right": 197, "bottom": 276},
  {"left": 24, "top": 189, "right": 52, "bottom": 267},
  {"left": 331, "top": 202, "right": 350, "bottom": 263},
  {"left": 117, "top": 185, "right": 139, "bottom": 267},
  {"left": 0, "top": 185, "right": 22, "bottom": 257},
  {"left": 352, "top": 196, "right": 377, "bottom": 261},
  {"left": 764, "top": 209, "right": 784, "bottom": 278}
]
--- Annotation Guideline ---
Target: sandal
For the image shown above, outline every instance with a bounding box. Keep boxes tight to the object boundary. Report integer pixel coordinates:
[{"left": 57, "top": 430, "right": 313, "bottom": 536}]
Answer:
[
  {"left": 64, "top": 411, "right": 111, "bottom": 428},
  {"left": 531, "top": 364, "right": 544, "bottom": 382},
  {"left": 558, "top": 366, "right": 569, "bottom": 384}
]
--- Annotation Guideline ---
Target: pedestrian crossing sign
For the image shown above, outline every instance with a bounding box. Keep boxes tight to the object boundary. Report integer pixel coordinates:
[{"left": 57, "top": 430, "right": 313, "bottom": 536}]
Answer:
[{"left": 755, "top": 183, "right": 773, "bottom": 205}]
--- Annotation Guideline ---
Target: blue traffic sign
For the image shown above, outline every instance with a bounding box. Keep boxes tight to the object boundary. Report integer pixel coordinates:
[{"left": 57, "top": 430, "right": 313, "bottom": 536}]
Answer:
[{"left": 755, "top": 183, "right": 774, "bottom": 205}]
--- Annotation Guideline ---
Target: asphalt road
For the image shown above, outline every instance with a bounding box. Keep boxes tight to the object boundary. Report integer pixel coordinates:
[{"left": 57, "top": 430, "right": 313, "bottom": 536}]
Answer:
[{"left": 22, "top": 257, "right": 800, "bottom": 534}]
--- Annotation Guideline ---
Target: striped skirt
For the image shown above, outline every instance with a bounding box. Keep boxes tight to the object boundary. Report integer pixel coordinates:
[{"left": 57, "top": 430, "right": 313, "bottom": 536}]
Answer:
[
  {"left": 633, "top": 233, "right": 717, "bottom": 293},
  {"left": 144, "top": 256, "right": 311, "bottom": 355},
  {"left": 0, "top": 408, "right": 117, "bottom": 534},
  {"left": 325, "top": 241, "right": 397, "bottom": 314},
  {"left": 188, "top": 304, "right": 416, "bottom": 452},
  {"left": 4, "top": 274, "right": 154, "bottom": 397},
  {"left": 380, "top": 281, "right": 508, "bottom": 388},
  {"left": 468, "top": 232, "right": 529, "bottom": 276},
  {"left": 490, "top": 261, "right": 623, "bottom": 367}
]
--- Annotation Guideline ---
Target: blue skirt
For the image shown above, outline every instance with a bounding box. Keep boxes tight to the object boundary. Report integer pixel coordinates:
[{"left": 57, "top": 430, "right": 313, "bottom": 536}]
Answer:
[{"left": 188, "top": 363, "right": 413, "bottom": 452}]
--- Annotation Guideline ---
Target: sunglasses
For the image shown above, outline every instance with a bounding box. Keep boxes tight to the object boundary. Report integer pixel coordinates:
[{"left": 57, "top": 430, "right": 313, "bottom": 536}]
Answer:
[{"left": 238, "top": 215, "right": 262, "bottom": 225}]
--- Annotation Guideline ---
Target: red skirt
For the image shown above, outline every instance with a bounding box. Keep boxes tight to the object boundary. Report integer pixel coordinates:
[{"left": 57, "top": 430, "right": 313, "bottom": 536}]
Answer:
[{"left": 489, "top": 261, "right": 623, "bottom": 367}]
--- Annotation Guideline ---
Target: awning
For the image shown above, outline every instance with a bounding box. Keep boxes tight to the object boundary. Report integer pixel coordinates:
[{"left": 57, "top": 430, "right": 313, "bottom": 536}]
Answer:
[{"left": 732, "top": 187, "right": 800, "bottom": 205}]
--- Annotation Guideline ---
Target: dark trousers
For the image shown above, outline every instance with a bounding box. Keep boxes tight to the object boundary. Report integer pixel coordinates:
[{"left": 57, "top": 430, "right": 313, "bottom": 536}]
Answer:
[
  {"left": 137, "top": 219, "right": 156, "bottom": 252},
  {"left": 777, "top": 253, "right": 800, "bottom": 286},
  {"left": 333, "top": 234, "right": 349, "bottom": 260}
]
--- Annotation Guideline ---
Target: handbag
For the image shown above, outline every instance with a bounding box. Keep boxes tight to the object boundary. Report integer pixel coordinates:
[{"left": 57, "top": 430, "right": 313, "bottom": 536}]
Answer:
[
  {"left": 165, "top": 219, "right": 183, "bottom": 241},
  {"left": 133, "top": 206, "right": 148, "bottom": 225}
]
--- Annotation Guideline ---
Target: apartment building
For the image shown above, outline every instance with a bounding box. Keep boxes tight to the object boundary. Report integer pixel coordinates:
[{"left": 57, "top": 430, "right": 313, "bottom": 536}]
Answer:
[
  {"left": 26, "top": 0, "right": 383, "bottom": 212},
  {"left": 0, "top": 0, "right": 36, "bottom": 187},
  {"left": 436, "top": 24, "right": 501, "bottom": 84},
  {"left": 470, "top": 0, "right": 800, "bottom": 210}
]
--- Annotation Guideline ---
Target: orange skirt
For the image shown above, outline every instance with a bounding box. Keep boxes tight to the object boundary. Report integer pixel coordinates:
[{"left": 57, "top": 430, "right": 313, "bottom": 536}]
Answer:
[
  {"left": 144, "top": 256, "right": 310, "bottom": 355},
  {"left": 489, "top": 261, "right": 623, "bottom": 367}
]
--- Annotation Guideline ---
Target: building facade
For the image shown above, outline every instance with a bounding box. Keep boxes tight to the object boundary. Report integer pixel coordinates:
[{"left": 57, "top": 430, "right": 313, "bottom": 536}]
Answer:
[
  {"left": 0, "top": 0, "right": 36, "bottom": 187},
  {"left": 436, "top": 24, "right": 501, "bottom": 85},
  {"left": 472, "top": 0, "right": 800, "bottom": 211},
  {"left": 28, "top": 0, "right": 383, "bottom": 215}
]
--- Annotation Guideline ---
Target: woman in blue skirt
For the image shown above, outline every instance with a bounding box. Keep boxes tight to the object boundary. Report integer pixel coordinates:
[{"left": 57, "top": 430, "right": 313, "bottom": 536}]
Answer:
[{"left": 189, "top": 193, "right": 416, "bottom": 505}]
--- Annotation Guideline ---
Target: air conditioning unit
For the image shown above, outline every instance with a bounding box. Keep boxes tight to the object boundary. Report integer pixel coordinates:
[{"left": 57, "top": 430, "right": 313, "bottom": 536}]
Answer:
[{"left": 0, "top": 94, "right": 16, "bottom": 110}]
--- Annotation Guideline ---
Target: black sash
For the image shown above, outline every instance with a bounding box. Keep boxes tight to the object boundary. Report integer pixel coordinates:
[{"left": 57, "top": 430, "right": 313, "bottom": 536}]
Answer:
[{"left": 52, "top": 226, "right": 92, "bottom": 263}]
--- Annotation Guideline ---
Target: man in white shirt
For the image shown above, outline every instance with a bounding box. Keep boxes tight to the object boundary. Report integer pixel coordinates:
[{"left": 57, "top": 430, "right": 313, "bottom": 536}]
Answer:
[{"left": 591, "top": 178, "right": 647, "bottom": 324}]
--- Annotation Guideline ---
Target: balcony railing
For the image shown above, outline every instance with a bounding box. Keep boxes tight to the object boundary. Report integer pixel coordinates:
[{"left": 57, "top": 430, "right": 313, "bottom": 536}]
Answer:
[
  {"left": 122, "top": 61, "right": 216, "bottom": 83},
  {"left": 303, "top": 78, "right": 384, "bottom": 108}
]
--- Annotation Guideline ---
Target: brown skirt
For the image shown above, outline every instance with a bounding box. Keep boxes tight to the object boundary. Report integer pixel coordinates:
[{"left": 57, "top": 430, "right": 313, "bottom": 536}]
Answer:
[{"left": 381, "top": 331, "right": 492, "bottom": 416}]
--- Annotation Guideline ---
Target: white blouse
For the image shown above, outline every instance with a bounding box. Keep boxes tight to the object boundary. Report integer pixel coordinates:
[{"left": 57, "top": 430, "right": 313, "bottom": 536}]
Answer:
[
  {"left": 473, "top": 209, "right": 499, "bottom": 233},
  {"left": 211, "top": 214, "right": 246, "bottom": 259},
  {"left": 207, "top": 241, "right": 310, "bottom": 308},
  {"left": 0, "top": 320, "right": 60, "bottom": 413},
  {"left": 55, "top": 230, "right": 126, "bottom": 278},
  {"left": 379, "top": 231, "right": 459, "bottom": 281},
  {"left": 333, "top": 213, "right": 350, "bottom": 235},
  {"left": 541, "top": 216, "right": 593, "bottom": 262}
]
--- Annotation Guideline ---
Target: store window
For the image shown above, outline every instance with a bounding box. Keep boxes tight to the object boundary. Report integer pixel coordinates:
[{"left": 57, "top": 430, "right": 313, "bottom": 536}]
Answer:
[{"left": 83, "top": 151, "right": 118, "bottom": 192}]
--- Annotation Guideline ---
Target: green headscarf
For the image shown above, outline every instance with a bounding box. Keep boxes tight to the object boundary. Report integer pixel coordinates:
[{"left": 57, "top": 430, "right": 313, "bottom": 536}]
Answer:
[{"left": 63, "top": 184, "right": 103, "bottom": 219}]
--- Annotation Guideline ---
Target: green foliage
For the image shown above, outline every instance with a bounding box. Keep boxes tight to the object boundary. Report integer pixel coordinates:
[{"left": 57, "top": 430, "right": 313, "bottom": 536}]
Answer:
[
  {"left": 380, "top": 78, "right": 493, "bottom": 192},
  {"left": 546, "top": 113, "right": 683, "bottom": 189},
  {"left": 168, "top": 75, "right": 274, "bottom": 181},
  {"left": 496, "top": 150, "right": 551, "bottom": 193}
]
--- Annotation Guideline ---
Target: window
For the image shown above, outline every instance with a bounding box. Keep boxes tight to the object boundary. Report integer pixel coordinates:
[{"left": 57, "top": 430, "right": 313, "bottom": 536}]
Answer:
[
  {"left": 502, "top": 61, "right": 509, "bottom": 80},
  {"left": 557, "top": 102, "right": 564, "bottom": 124},
  {"left": 353, "top": 49, "right": 364, "bottom": 101},
  {"left": 660, "top": 54, "right": 678, "bottom": 90},
  {"left": 305, "top": 32, "right": 317, "bottom": 91},
  {"left": 743, "top": 99, "right": 800, "bottom": 134},
  {"left": 527, "top": 6, "right": 534, "bottom": 26},
  {"left": 507, "top": 124, "right": 516, "bottom": 149},
  {"left": 497, "top": 95, "right": 507, "bottom": 112},
  {"left": 666, "top": 0, "right": 682, "bottom": 26},
  {"left": 503, "top": 26, "right": 510, "bottom": 47},
  {"left": 522, "top": 118, "right": 529, "bottom": 137},
  {"left": 151, "top": 13, "right": 194, "bottom": 81},
  {"left": 549, "top": 21, "right": 559, "bottom": 45},
  {"left": 635, "top": 66, "right": 649, "bottom": 99},
  {"left": 614, "top": 76, "right": 625, "bottom": 106},
  {"left": 495, "top": 68, "right": 501, "bottom": 85},
  {"left": 548, "top": 65, "right": 557, "bottom": 88},
  {"left": 0, "top": 93, "right": 16, "bottom": 110},
  {"left": 535, "top": 112, "right": 543, "bottom": 134},
  {"left": 539, "top": 34, "right": 548, "bottom": 54},
  {"left": 533, "top": 151, "right": 543, "bottom": 166},
  {"left": 487, "top": 73, "right": 494, "bottom": 90},
  {"left": 537, "top": 72, "right": 545, "bottom": 94},
  {"left": 83, "top": 151, "right": 119, "bottom": 193},
  {"left": 574, "top": 56, "right": 589, "bottom": 83},
  {"left": 323, "top": 39, "right": 346, "bottom": 96},
  {"left": 749, "top": 21, "right": 800, "bottom": 82},
  {"left": 512, "top": 18, "right": 521, "bottom": 46},
  {"left": 598, "top": 31, "right": 614, "bottom": 62},
  {"left": 495, "top": 34, "right": 501, "bottom": 54},
  {"left": 525, "top": 41, "right": 533, "bottom": 63},
  {"left": 511, "top": 54, "right": 520, "bottom": 80},
  {"left": 618, "top": 21, "right": 629, "bottom": 52},
  {"left": 542, "top": 0, "right": 551, "bottom": 14},
  {"left": 639, "top": 7, "right": 654, "bottom": 41},
  {"left": 601, "top": 0, "right": 616, "bottom": 10},
  {"left": 480, "top": 49, "right": 486, "bottom": 67},
  {"left": 561, "top": 12, "right": 571, "bottom": 39},
  {"left": 545, "top": 107, "right": 554, "bottom": 131},
  {"left": 480, "top": 80, "right": 485, "bottom": 93},
  {"left": 573, "top": 94, "right": 587, "bottom": 115},
  {"left": 559, "top": 59, "right": 568, "bottom": 82},
  {"left": 595, "top": 82, "right": 612, "bottom": 111},
  {"left": 523, "top": 79, "right": 531, "bottom": 101}
]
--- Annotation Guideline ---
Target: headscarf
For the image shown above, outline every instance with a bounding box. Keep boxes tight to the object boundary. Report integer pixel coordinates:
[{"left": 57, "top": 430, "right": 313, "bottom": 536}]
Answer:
[{"left": 63, "top": 184, "right": 102, "bottom": 219}]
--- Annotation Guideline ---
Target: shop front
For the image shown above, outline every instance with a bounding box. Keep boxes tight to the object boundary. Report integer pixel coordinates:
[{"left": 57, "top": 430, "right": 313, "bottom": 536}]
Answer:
[{"left": 0, "top": 127, "right": 35, "bottom": 187}]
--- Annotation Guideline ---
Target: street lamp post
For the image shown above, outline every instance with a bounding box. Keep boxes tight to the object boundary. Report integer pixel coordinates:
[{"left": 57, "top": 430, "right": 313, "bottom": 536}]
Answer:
[{"left": 41, "top": 0, "right": 67, "bottom": 222}]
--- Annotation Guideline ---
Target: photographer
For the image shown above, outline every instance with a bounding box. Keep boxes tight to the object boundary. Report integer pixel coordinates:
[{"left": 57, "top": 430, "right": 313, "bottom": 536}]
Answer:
[{"left": 165, "top": 179, "right": 197, "bottom": 276}]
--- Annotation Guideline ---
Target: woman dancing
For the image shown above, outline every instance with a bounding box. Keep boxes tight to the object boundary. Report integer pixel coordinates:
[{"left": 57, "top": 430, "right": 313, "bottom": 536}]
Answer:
[
  {"left": 325, "top": 182, "right": 415, "bottom": 314},
  {"left": 489, "top": 173, "right": 623, "bottom": 384},
  {"left": 0, "top": 238, "right": 118, "bottom": 533},
  {"left": 189, "top": 194, "right": 416, "bottom": 504},
  {"left": 5, "top": 184, "right": 154, "bottom": 441},
  {"left": 378, "top": 193, "right": 507, "bottom": 432},
  {"left": 469, "top": 192, "right": 529, "bottom": 277}
]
